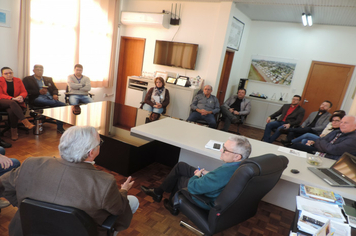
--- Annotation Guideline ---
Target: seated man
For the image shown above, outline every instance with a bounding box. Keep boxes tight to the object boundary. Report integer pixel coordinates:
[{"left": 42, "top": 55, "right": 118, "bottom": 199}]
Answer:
[
  {"left": 23, "top": 64, "right": 66, "bottom": 133},
  {"left": 187, "top": 85, "right": 220, "bottom": 128},
  {"left": 290, "top": 111, "right": 345, "bottom": 145},
  {"left": 141, "top": 136, "right": 251, "bottom": 215},
  {"left": 290, "top": 115, "right": 356, "bottom": 160},
  {"left": 0, "top": 126, "right": 138, "bottom": 236},
  {"left": 281, "top": 100, "right": 332, "bottom": 146},
  {"left": 262, "top": 95, "right": 305, "bottom": 143},
  {"left": 67, "top": 64, "right": 93, "bottom": 105},
  {"left": 221, "top": 88, "right": 251, "bottom": 131},
  {"left": 0, "top": 148, "right": 20, "bottom": 210}
]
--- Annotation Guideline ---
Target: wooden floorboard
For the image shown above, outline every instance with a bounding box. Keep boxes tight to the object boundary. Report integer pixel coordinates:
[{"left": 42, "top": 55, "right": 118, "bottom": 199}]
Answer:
[{"left": 0, "top": 121, "right": 293, "bottom": 236}]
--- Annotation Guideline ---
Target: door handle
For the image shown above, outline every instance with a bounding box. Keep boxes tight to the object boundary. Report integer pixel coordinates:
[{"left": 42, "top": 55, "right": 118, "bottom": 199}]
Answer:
[{"left": 303, "top": 99, "right": 309, "bottom": 104}]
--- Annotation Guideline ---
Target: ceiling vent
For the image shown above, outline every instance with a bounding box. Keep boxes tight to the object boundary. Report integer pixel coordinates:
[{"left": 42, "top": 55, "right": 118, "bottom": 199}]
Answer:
[{"left": 121, "top": 12, "right": 170, "bottom": 29}]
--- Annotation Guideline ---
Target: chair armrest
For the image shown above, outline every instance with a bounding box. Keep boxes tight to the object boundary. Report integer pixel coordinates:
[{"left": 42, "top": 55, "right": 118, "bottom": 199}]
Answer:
[
  {"left": 101, "top": 214, "right": 119, "bottom": 231},
  {"left": 174, "top": 188, "right": 212, "bottom": 208}
]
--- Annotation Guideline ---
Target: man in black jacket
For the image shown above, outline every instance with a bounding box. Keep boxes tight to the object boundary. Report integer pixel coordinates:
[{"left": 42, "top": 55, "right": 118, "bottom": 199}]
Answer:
[
  {"left": 262, "top": 95, "right": 305, "bottom": 143},
  {"left": 23, "top": 65, "right": 66, "bottom": 133}
]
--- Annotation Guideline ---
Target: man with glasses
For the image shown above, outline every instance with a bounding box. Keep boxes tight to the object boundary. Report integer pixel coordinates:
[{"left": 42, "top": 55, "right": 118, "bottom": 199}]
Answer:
[
  {"left": 141, "top": 136, "right": 251, "bottom": 215},
  {"left": 290, "top": 115, "right": 356, "bottom": 160},
  {"left": 0, "top": 126, "right": 138, "bottom": 236}
]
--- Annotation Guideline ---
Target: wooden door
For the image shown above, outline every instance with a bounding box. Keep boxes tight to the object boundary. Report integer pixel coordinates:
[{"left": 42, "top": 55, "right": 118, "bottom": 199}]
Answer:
[
  {"left": 301, "top": 61, "right": 354, "bottom": 120},
  {"left": 115, "top": 37, "right": 146, "bottom": 104},
  {"left": 217, "top": 51, "right": 234, "bottom": 105}
]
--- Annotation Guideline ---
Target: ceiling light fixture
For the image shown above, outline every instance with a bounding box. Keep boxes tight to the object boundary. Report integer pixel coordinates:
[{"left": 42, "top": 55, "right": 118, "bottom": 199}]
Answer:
[
  {"left": 302, "top": 13, "right": 307, "bottom": 26},
  {"left": 307, "top": 14, "right": 313, "bottom": 26}
]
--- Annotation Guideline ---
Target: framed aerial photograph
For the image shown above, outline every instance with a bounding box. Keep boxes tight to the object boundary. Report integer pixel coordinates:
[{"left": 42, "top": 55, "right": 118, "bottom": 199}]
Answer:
[
  {"left": 247, "top": 55, "right": 297, "bottom": 86},
  {"left": 227, "top": 17, "right": 244, "bottom": 51},
  {"left": 0, "top": 9, "right": 11, "bottom": 28}
]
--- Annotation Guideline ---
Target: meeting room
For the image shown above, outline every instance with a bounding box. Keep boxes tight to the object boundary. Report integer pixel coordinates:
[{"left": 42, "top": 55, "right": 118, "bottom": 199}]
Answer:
[{"left": 1, "top": 0, "right": 356, "bottom": 235}]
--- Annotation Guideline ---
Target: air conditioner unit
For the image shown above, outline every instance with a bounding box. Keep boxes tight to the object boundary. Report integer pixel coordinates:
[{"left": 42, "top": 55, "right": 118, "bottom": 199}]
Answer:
[{"left": 121, "top": 12, "right": 170, "bottom": 29}]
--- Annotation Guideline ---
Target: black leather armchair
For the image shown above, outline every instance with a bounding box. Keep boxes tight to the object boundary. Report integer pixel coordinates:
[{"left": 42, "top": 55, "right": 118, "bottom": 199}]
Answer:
[
  {"left": 173, "top": 154, "right": 289, "bottom": 236},
  {"left": 20, "top": 198, "right": 118, "bottom": 236}
]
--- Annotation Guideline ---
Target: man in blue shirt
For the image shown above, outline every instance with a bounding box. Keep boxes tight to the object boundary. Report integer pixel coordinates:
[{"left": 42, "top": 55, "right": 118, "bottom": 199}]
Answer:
[
  {"left": 187, "top": 85, "right": 220, "bottom": 128},
  {"left": 141, "top": 136, "right": 251, "bottom": 215},
  {"left": 23, "top": 65, "right": 66, "bottom": 133}
]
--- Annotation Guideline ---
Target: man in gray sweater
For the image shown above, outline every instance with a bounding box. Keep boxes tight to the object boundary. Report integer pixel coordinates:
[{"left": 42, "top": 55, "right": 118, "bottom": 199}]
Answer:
[{"left": 67, "top": 64, "right": 93, "bottom": 105}]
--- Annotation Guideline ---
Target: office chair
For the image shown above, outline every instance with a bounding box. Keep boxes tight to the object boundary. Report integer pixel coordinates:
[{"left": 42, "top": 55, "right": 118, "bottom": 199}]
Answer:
[
  {"left": 173, "top": 154, "right": 288, "bottom": 236},
  {"left": 20, "top": 198, "right": 118, "bottom": 236},
  {"left": 0, "top": 101, "right": 30, "bottom": 136},
  {"left": 217, "top": 113, "right": 247, "bottom": 134},
  {"left": 27, "top": 93, "right": 63, "bottom": 126},
  {"left": 64, "top": 85, "right": 94, "bottom": 104}
]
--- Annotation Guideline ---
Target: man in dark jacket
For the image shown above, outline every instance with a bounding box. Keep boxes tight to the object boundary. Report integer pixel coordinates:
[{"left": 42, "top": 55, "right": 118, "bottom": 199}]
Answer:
[
  {"left": 23, "top": 65, "right": 66, "bottom": 133},
  {"left": 221, "top": 88, "right": 251, "bottom": 131},
  {"left": 262, "top": 95, "right": 305, "bottom": 143},
  {"left": 290, "top": 115, "right": 356, "bottom": 160},
  {"left": 281, "top": 100, "right": 332, "bottom": 145}
]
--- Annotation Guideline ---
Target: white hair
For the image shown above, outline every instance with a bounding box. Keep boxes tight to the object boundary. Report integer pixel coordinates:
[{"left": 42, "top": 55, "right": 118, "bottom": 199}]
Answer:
[
  {"left": 58, "top": 126, "right": 99, "bottom": 163},
  {"left": 345, "top": 115, "right": 356, "bottom": 125},
  {"left": 228, "top": 136, "right": 251, "bottom": 160}
]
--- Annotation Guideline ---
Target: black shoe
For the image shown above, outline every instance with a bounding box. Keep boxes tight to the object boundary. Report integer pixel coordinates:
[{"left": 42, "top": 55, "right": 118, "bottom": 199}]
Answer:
[
  {"left": 0, "top": 140, "right": 12, "bottom": 148},
  {"left": 141, "top": 186, "right": 162, "bottom": 203},
  {"left": 163, "top": 199, "right": 179, "bottom": 216},
  {"left": 57, "top": 128, "right": 65, "bottom": 134},
  {"left": 279, "top": 128, "right": 289, "bottom": 134},
  {"left": 281, "top": 139, "right": 292, "bottom": 147}
]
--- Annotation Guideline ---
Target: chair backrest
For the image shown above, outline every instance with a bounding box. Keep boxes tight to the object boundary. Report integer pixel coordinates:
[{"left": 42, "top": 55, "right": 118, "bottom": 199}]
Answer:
[
  {"left": 208, "top": 154, "right": 288, "bottom": 233},
  {"left": 20, "top": 198, "right": 98, "bottom": 236}
]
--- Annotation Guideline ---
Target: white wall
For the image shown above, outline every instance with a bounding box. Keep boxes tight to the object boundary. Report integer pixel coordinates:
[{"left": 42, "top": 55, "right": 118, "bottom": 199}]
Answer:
[
  {"left": 0, "top": 0, "right": 20, "bottom": 72},
  {"left": 223, "top": 3, "right": 251, "bottom": 98},
  {"left": 120, "top": 0, "right": 234, "bottom": 95},
  {"left": 234, "top": 21, "right": 356, "bottom": 111}
]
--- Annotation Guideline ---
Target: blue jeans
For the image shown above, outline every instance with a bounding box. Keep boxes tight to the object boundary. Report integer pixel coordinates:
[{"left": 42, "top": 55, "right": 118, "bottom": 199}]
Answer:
[
  {"left": 262, "top": 121, "right": 286, "bottom": 143},
  {"left": 34, "top": 97, "right": 66, "bottom": 129},
  {"left": 0, "top": 147, "right": 21, "bottom": 176},
  {"left": 187, "top": 111, "right": 217, "bottom": 128},
  {"left": 69, "top": 95, "right": 93, "bottom": 105},
  {"left": 291, "top": 133, "right": 319, "bottom": 144},
  {"left": 142, "top": 103, "right": 164, "bottom": 114}
]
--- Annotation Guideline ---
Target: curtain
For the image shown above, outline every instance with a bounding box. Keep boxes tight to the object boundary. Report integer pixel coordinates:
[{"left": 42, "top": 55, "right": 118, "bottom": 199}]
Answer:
[
  {"left": 23, "top": 0, "right": 119, "bottom": 89},
  {"left": 17, "top": 0, "right": 31, "bottom": 79}
]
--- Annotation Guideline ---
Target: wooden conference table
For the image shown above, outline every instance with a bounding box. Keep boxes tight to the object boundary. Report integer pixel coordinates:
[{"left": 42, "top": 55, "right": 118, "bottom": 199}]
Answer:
[{"left": 131, "top": 117, "right": 356, "bottom": 211}]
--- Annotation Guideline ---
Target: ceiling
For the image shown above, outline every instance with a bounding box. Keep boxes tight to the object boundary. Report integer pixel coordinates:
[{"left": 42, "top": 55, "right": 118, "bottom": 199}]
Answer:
[{"left": 143, "top": 0, "right": 356, "bottom": 27}]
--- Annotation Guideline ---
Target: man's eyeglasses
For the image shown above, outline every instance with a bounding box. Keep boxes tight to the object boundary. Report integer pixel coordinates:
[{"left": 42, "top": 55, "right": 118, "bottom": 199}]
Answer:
[
  {"left": 97, "top": 138, "right": 104, "bottom": 147},
  {"left": 222, "top": 144, "right": 241, "bottom": 155},
  {"left": 3, "top": 72, "right": 13, "bottom": 75}
]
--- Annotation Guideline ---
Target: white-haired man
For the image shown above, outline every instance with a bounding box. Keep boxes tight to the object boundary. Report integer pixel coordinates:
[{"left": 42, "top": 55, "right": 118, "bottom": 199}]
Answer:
[
  {"left": 0, "top": 126, "right": 138, "bottom": 236},
  {"left": 290, "top": 115, "right": 356, "bottom": 160},
  {"left": 141, "top": 136, "right": 251, "bottom": 215}
]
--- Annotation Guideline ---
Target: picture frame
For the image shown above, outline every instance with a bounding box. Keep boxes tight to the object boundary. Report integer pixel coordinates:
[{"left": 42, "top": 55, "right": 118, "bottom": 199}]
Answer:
[
  {"left": 155, "top": 71, "right": 168, "bottom": 80},
  {"left": 166, "top": 76, "right": 177, "bottom": 84},
  {"left": 0, "top": 9, "right": 11, "bottom": 28},
  {"left": 176, "top": 76, "right": 189, "bottom": 87},
  {"left": 227, "top": 17, "right": 244, "bottom": 51}
]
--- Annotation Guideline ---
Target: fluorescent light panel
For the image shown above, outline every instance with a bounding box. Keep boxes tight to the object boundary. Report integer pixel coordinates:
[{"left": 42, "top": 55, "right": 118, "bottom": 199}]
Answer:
[
  {"left": 307, "top": 14, "right": 313, "bottom": 26},
  {"left": 302, "top": 13, "right": 307, "bottom": 26}
]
